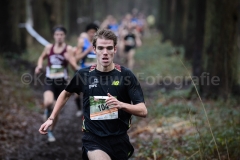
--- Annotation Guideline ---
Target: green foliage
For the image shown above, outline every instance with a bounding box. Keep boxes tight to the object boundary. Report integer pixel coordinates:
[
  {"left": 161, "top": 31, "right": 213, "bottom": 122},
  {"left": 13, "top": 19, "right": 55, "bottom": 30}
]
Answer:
[
  {"left": 0, "top": 56, "right": 39, "bottom": 110},
  {"left": 132, "top": 33, "right": 240, "bottom": 159},
  {"left": 134, "top": 34, "right": 190, "bottom": 82},
  {"left": 134, "top": 95, "right": 240, "bottom": 159},
  {"left": 21, "top": 43, "right": 43, "bottom": 63}
]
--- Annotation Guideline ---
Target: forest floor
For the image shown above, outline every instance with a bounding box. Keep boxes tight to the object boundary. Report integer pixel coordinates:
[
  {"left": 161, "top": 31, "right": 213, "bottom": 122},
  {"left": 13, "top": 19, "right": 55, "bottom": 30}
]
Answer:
[{"left": 0, "top": 58, "right": 84, "bottom": 160}]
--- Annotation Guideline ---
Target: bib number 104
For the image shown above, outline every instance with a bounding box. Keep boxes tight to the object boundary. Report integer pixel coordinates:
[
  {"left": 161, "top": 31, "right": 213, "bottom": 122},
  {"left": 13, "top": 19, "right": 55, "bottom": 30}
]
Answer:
[{"left": 98, "top": 104, "right": 109, "bottom": 111}]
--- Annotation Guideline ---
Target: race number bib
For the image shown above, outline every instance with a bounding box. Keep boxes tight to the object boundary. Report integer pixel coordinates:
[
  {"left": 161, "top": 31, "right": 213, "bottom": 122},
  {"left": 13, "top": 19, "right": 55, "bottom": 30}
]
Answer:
[
  {"left": 90, "top": 96, "right": 118, "bottom": 120},
  {"left": 49, "top": 65, "right": 65, "bottom": 78}
]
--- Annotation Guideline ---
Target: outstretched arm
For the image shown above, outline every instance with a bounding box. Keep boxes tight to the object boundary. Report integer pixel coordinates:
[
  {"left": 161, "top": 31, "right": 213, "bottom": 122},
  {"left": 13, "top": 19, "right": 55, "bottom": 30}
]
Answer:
[
  {"left": 39, "top": 90, "right": 73, "bottom": 134},
  {"left": 35, "top": 45, "right": 51, "bottom": 74},
  {"left": 105, "top": 93, "right": 147, "bottom": 118}
]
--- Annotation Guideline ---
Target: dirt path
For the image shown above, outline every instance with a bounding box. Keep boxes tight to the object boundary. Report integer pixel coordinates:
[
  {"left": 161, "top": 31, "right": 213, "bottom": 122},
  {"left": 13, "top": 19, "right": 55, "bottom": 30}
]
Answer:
[{"left": 6, "top": 96, "right": 83, "bottom": 160}]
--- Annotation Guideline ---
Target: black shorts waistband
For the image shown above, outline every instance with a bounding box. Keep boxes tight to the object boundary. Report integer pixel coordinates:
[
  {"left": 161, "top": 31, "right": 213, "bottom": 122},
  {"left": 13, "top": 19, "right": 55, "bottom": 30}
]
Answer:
[{"left": 83, "top": 131, "right": 127, "bottom": 139}]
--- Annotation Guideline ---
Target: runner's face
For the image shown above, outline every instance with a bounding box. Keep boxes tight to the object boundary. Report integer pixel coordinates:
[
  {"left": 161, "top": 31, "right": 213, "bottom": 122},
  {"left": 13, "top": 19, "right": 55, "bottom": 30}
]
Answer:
[
  {"left": 93, "top": 38, "right": 116, "bottom": 67},
  {"left": 87, "top": 29, "right": 96, "bottom": 40},
  {"left": 53, "top": 31, "right": 65, "bottom": 44}
]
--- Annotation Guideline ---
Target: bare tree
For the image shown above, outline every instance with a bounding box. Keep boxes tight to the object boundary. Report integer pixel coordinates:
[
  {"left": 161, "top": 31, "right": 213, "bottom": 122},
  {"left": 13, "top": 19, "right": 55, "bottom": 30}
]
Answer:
[{"left": 201, "top": 0, "right": 239, "bottom": 98}]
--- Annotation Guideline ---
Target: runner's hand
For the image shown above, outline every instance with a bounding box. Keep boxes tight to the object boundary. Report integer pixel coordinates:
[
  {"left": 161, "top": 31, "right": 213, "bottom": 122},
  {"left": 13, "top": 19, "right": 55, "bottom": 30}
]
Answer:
[
  {"left": 106, "top": 93, "right": 123, "bottom": 109},
  {"left": 35, "top": 66, "right": 42, "bottom": 74},
  {"left": 39, "top": 119, "right": 53, "bottom": 134}
]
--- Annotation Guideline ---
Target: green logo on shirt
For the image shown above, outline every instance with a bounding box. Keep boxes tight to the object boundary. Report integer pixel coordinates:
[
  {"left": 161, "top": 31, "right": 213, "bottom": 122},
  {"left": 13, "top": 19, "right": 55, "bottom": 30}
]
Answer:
[{"left": 112, "top": 81, "right": 119, "bottom": 86}]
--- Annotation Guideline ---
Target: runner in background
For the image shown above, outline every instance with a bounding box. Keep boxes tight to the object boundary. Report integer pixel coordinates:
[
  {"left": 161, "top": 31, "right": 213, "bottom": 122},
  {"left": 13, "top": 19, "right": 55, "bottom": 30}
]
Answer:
[
  {"left": 75, "top": 23, "right": 99, "bottom": 68},
  {"left": 117, "top": 13, "right": 132, "bottom": 61},
  {"left": 101, "top": 15, "right": 119, "bottom": 36},
  {"left": 130, "top": 9, "right": 147, "bottom": 36},
  {"left": 35, "top": 25, "right": 78, "bottom": 142},
  {"left": 74, "top": 23, "right": 99, "bottom": 117},
  {"left": 134, "top": 12, "right": 146, "bottom": 36},
  {"left": 119, "top": 18, "right": 142, "bottom": 70}
]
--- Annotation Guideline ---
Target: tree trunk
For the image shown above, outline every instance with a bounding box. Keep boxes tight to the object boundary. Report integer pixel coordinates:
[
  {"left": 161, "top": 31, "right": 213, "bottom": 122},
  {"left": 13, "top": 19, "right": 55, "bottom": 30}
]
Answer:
[
  {"left": 68, "top": 0, "right": 79, "bottom": 35},
  {"left": 0, "top": 0, "right": 26, "bottom": 54},
  {"left": 88, "top": 0, "right": 93, "bottom": 21},
  {"left": 169, "top": 0, "right": 176, "bottom": 41},
  {"left": 192, "top": 0, "right": 206, "bottom": 78},
  {"left": 201, "top": 0, "right": 239, "bottom": 98},
  {"left": 32, "top": 0, "right": 52, "bottom": 39},
  {"left": 171, "top": 0, "right": 184, "bottom": 46},
  {"left": 184, "top": 0, "right": 197, "bottom": 60},
  {"left": 159, "top": 0, "right": 172, "bottom": 41},
  {"left": 182, "top": 0, "right": 189, "bottom": 43}
]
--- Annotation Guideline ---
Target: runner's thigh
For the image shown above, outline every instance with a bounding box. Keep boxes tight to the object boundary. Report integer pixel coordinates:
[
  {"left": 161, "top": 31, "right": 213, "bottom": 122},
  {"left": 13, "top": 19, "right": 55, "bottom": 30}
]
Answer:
[
  {"left": 43, "top": 90, "right": 54, "bottom": 105},
  {"left": 87, "top": 150, "right": 111, "bottom": 160}
]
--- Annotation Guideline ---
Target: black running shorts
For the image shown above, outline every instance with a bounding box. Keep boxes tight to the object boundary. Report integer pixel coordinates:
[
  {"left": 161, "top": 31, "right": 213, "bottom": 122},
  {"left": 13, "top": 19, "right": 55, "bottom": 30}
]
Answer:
[
  {"left": 44, "top": 78, "right": 67, "bottom": 100},
  {"left": 82, "top": 132, "right": 134, "bottom": 160},
  {"left": 124, "top": 45, "right": 135, "bottom": 52}
]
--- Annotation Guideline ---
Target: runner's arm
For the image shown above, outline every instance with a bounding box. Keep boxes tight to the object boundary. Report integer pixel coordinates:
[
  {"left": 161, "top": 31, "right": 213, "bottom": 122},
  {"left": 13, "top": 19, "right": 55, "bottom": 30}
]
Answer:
[
  {"left": 75, "top": 38, "right": 92, "bottom": 61},
  {"left": 39, "top": 90, "right": 72, "bottom": 134},
  {"left": 106, "top": 93, "right": 147, "bottom": 118},
  {"left": 135, "top": 30, "right": 142, "bottom": 47},
  {"left": 35, "top": 45, "right": 51, "bottom": 74},
  {"left": 75, "top": 37, "right": 84, "bottom": 62},
  {"left": 120, "top": 102, "right": 147, "bottom": 117},
  {"left": 65, "top": 46, "right": 79, "bottom": 71}
]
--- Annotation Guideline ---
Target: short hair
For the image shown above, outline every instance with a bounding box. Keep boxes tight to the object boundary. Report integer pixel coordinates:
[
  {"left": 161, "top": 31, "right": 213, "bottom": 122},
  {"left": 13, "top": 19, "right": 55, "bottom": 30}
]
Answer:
[
  {"left": 85, "top": 23, "right": 99, "bottom": 32},
  {"left": 52, "top": 25, "right": 67, "bottom": 34},
  {"left": 92, "top": 29, "right": 117, "bottom": 47}
]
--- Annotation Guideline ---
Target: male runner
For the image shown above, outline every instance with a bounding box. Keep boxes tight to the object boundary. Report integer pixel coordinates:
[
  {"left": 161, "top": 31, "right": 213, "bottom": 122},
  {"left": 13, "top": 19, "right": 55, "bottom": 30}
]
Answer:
[
  {"left": 39, "top": 29, "right": 147, "bottom": 159},
  {"left": 75, "top": 23, "right": 99, "bottom": 67},
  {"left": 74, "top": 23, "right": 98, "bottom": 117},
  {"left": 35, "top": 25, "right": 78, "bottom": 142}
]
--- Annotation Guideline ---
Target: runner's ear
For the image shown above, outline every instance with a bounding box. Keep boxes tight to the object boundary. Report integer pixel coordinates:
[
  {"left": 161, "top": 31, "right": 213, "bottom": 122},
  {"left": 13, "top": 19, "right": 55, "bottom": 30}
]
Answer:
[{"left": 93, "top": 46, "right": 96, "bottom": 53}]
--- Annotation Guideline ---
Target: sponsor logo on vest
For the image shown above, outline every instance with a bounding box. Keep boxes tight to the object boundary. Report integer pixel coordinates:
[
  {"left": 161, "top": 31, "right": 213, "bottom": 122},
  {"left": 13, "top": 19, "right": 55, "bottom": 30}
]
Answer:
[
  {"left": 112, "top": 81, "right": 120, "bottom": 86},
  {"left": 89, "top": 78, "right": 99, "bottom": 89}
]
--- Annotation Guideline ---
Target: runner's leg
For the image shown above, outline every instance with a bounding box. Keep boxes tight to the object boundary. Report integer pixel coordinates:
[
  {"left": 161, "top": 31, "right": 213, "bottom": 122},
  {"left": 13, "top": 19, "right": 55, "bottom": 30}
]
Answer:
[
  {"left": 50, "top": 78, "right": 66, "bottom": 129},
  {"left": 43, "top": 90, "right": 56, "bottom": 142},
  {"left": 43, "top": 90, "right": 54, "bottom": 119},
  {"left": 127, "top": 49, "right": 135, "bottom": 70},
  {"left": 87, "top": 150, "right": 111, "bottom": 160},
  {"left": 75, "top": 92, "right": 83, "bottom": 117}
]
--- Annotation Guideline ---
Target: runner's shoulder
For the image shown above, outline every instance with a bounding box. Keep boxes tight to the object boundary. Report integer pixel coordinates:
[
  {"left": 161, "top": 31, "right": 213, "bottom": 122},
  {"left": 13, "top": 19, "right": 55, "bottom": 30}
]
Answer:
[
  {"left": 66, "top": 45, "right": 74, "bottom": 51},
  {"left": 45, "top": 44, "right": 53, "bottom": 50},
  {"left": 79, "top": 32, "right": 88, "bottom": 39},
  {"left": 43, "top": 44, "right": 53, "bottom": 54},
  {"left": 76, "top": 38, "right": 84, "bottom": 49},
  {"left": 119, "top": 65, "right": 133, "bottom": 75},
  {"left": 76, "top": 66, "right": 92, "bottom": 75}
]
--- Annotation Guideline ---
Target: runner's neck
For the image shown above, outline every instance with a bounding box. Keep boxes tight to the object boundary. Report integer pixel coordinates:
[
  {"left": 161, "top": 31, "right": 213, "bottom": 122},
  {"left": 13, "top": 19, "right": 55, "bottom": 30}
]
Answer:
[
  {"left": 52, "top": 42, "right": 66, "bottom": 54},
  {"left": 96, "top": 63, "right": 115, "bottom": 72},
  {"left": 55, "top": 42, "right": 66, "bottom": 47}
]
